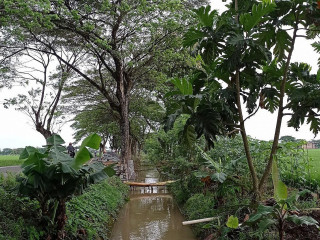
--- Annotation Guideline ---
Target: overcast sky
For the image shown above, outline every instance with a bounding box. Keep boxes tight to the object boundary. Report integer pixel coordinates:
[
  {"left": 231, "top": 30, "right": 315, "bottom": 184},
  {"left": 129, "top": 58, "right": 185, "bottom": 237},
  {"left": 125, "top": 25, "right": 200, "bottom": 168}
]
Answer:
[{"left": 0, "top": 0, "right": 319, "bottom": 149}]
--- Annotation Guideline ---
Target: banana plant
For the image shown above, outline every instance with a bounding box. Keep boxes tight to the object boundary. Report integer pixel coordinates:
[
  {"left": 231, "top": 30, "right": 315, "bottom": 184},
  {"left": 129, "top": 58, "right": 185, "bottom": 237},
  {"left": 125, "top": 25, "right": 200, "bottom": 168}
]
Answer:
[
  {"left": 17, "top": 133, "right": 115, "bottom": 239},
  {"left": 195, "top": 145, "right": 227, "bottom": 183}
]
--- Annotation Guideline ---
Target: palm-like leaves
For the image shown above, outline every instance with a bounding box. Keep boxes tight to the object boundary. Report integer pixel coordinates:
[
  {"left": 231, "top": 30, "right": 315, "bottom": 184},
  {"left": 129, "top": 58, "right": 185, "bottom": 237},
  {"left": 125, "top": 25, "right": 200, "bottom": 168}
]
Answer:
[{"left": 239, "top": 1, "right": 276, "bottom": 32}]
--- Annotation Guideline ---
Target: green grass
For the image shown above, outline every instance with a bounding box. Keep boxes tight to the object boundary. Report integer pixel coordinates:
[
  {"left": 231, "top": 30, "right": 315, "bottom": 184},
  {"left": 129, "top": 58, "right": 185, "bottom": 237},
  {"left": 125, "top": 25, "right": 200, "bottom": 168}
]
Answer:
[
  {"left": 0, "top": 155, "right": 23, "bottom": 167},
  {"left": 306, "top": 149, "right": 320, "bottom": 180}
]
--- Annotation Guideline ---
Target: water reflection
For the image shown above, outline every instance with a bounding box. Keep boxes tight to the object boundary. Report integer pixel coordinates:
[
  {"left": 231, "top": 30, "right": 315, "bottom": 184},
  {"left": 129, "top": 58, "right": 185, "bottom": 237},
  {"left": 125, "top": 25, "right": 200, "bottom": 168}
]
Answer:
[{"left": 110, "top": 168, "right": 196, "bottom": 240}]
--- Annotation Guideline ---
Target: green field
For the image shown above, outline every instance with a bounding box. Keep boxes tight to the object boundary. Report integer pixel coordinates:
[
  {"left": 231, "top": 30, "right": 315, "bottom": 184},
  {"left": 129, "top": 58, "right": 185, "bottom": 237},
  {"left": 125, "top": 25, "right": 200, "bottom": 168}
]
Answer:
[
  {"left": 306, "top": 149, "right": 320, "bottom": 180},
  {"left": 0, "top": 155, "right": 23, "bottom": 167}
]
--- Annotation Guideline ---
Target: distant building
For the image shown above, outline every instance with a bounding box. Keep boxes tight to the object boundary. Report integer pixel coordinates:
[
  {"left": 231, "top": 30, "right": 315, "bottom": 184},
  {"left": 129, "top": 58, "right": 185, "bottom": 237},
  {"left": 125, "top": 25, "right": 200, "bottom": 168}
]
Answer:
[{"left": 302, "top": 141, "right": 317, "bottom": 149}]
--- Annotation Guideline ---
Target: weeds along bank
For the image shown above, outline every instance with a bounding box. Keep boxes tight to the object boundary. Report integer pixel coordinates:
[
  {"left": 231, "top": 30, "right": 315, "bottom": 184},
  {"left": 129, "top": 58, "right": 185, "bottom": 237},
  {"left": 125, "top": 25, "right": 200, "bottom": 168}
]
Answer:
[
  {"left": 0, "top": 174, "right": 129, "bottom": 240},
  {"left": 144, "top": 118, "right": 320, "bottom": 239}
]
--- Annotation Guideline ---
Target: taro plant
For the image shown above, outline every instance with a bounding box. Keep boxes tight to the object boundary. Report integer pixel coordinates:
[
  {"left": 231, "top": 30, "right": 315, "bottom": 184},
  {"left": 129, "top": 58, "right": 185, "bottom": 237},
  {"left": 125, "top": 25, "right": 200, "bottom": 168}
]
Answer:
[
  {"left": 224, "top": 159, "right": 319, "bottom": 240},
  {"left": 17, "top": 133, "right": 115, "bottom": 239}
]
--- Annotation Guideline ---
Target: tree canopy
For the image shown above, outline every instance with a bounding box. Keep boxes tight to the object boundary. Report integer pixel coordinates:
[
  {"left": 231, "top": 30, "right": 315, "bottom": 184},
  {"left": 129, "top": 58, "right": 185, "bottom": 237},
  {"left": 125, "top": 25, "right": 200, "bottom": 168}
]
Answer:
[{"left": 164, "top": 0, "right": 320, "bottom": 198}]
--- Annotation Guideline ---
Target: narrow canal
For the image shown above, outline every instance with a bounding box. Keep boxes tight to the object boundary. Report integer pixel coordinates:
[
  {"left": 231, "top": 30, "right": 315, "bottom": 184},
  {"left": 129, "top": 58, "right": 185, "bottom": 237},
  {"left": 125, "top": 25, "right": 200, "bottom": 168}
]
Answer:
[{"left": 110, "top": 166, "right": 196, "bottom": 240}]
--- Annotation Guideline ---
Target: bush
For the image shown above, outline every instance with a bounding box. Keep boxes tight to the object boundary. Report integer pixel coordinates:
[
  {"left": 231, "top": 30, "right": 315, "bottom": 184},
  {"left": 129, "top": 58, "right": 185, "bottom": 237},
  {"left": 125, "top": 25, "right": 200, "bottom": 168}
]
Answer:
[
  {"left": 65, "top": 176, "right": 129, "bottom": 239},
  {"left": 169, "top": 176, "right": 204, "bottom": 205},
  {"left": 184, "top": 193, "right": 216, "bottom": 220},
  {"left": 0, "top": 173, "right": 41, "bottom": 240},
  {"left": 183, "top": 193, "right": 216, "bottom": 237},
  {"left": 0, "top": 174, "right": 129, "bottom": 240}
]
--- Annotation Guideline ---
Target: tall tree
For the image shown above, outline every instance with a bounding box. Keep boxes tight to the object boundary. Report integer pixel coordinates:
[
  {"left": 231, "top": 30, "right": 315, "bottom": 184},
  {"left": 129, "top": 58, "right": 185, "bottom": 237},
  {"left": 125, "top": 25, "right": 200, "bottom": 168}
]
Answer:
[
  {"left": 165, "top": 0, "right": 320, "bottom": 198},
  {"left": 67, "top": 78, "right": 164, "bottom": 157},
  {"left": 1, "top": 0, "right": 207, "bottom": 178},
  {"left": 1, "top": 45, "right": 82, "bottom": 139}
]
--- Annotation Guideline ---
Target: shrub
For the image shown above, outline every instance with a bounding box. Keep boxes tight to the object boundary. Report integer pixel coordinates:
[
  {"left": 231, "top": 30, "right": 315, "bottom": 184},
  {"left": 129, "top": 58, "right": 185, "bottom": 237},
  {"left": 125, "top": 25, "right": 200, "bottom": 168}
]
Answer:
[
  {"left": 0, "top": 174, "right": 129, "bottom": 240},
  {"left": 169, "top": 175, "right": 204, "bottom": 205},
  {"left": 0, "top": 173, "right": 41, "bottom": 240},
  {"left": 65, "top": 176, "right": 129, "bottom": 239},
  {"left": 183, "top": 193, "right": 216, "bottom": 237}
]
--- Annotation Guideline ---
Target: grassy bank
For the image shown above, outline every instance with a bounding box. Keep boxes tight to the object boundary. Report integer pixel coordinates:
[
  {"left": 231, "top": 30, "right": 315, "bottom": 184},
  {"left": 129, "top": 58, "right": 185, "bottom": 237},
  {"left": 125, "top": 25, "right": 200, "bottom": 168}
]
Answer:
[
  {"left": 0, "top": 155, "right": 22, "bottom": 167},
  {"left": 66, "top": 177, "right": 129, "bottom": 239},
  {"left": 0, "top": 174, "right": 129, "bottom": 240}
]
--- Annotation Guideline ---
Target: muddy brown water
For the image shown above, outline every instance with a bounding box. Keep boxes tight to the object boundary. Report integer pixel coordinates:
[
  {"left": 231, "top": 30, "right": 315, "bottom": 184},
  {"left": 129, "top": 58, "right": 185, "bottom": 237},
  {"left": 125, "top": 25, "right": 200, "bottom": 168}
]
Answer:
[{"left": 110, "top": 167, "right": 196, "bottom": 240}]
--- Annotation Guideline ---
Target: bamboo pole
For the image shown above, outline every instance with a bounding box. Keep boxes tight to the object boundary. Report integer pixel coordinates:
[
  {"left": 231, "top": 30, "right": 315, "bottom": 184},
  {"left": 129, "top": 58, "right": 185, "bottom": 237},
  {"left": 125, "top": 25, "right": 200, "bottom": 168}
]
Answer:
[{"left": 182, "top": 217, "right": 218, "bottom": 225}]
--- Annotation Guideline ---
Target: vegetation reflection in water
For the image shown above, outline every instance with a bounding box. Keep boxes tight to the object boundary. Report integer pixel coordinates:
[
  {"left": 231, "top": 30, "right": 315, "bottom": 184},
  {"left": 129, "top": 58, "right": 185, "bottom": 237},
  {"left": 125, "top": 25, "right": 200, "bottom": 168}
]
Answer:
[{"left": 110, "top": 168, "right": 196, "bottom": 240}]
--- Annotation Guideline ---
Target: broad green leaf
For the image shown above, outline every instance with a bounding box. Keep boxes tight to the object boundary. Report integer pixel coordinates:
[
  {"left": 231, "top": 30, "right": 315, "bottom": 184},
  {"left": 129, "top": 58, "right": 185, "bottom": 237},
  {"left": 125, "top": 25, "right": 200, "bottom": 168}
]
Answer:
[
  {"left": 163, "top": 109, "right": 183, "bottom": 132},
  {"left": 89, "top": 165, "right": 115, "bottom": 183},
  {"left": 50, "top": 150, "right": 73, "bottom": 164},
  {"left": 272, "top": 158, "right": 288, "bottom": 201},
  {"left": 194, "top": 171, "right": 210, "bottom": 178},
  {"left": 211, "top": 172, "right": 227, "bottom": 183},
  {"left": 80, "top": 133, "right": 101, "bottom": 149},
  {"left": 275, "top": 180, "right": 288, "bottom": 201},
  {"left": 182, "top": 124, "right": 196, "bottom": 147},
  {"left": 273, "top": 29, "right": 291, "bottom": 60},
  {"left": 171, "top": 78, "right": 193, "bottom": 95},
  {"left": 239, "top": 2, "right": 276, "bottom": 32},
  {"left": 258, "top": 218, "right": 277, "bottom": 232},
  {"left": 226, "top": 215, "right": 239, "bottom": 229},
  {"left": 104, "top": 165, "right": 116, "bottom": 177},
  {"left": 163, "top": 90, "right": 181, "bottom": 98},
  {"left": 202, "top": 223, "right": 213, "bottom": 229},
  {"left": 60, "top": 163, "right": 74, "bottom": 174},
  {"left": 246, "top": 205, "right": 274, "bottom": 224},
  {"left": 20, "top": 146, "right": 38, "bottom": 160},
  {"left": 72, "top": 147, "right": 91, "bottom": 169},
  {"left": 193, "top": 6, "right": 217, "bottom": 28},
  {"left": 183, "top": 29, "right": 206, "bottom": 47},
  {"left": 196, "top": 145, "right": 220, "bottom": 171},
  {"left": 46, "top": 134, "right": 65, "bottom": 146},
  {"left": 287, "top": 215, "right": 319, "bottom": 227},
  {"left": 22, "top": 152, "right": 46, "bottom": 174},
  {"left": 316, "top": 69, "right": 320, "bottom": 82}
]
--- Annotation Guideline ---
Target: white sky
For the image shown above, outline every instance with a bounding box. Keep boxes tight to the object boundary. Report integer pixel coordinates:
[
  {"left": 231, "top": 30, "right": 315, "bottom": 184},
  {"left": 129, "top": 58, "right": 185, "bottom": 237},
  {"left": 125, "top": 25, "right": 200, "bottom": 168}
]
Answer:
[{"left": 0, "top": 0, "right": 319, "bottom": 149}]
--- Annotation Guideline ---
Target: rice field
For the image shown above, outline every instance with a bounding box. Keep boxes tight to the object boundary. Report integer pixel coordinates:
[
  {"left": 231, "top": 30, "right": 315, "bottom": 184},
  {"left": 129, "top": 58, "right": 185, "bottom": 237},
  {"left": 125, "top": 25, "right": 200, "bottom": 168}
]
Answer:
[
  {"left": 306, "top": 149, "right": 320, "bottom": 180},
  {"left": 0, "top": 155, "right": 23, "bottom": 167}
]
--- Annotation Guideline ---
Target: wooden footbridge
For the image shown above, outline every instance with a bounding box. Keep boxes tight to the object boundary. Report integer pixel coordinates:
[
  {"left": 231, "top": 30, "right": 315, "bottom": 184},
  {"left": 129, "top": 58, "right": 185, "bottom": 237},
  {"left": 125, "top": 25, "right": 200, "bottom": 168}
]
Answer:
[{"left": 124, "top": 180, "right": 175, "bottom": 191}]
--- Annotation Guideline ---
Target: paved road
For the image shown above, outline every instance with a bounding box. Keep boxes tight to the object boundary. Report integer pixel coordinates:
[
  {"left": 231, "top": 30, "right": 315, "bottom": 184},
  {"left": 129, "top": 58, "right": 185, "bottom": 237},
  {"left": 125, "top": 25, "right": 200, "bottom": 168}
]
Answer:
[{"left": 0, "top": 166, "right": 22, "bottom": 176}]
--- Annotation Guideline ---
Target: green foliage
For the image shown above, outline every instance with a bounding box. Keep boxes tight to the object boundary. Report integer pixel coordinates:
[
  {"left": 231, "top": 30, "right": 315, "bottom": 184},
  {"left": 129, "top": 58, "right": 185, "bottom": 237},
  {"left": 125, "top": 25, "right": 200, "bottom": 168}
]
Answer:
[
  {"left": 245, "top": 190, "right": 319, "bottom": 239},
  {"left": 279, "top": 135, "right": 296, "bottom": 143},
  {"left": 17, "top": 133, "right": 115, "bottom": 238},
  {"left": 226, "top": 215, "right": 239, "bottom": 229},
  {"left": 65, "top": 177, "right": 129, "bottom": 239},
  {"left": 184, "top": 193, "right": 216, "bottom": 236},
  {"left": 0, "top": 173, "right": 42, "bottom": 240},
  {"left": 165, "top": 0, "right": 320, "bottom": 203},
  {"left": 169, "top": 78, "right": 193, "bottom": 95},
  {"left": 245, "top": 161, "right": 319, "bottom": 240},
  {"left": 239, "top": 1, "right": 276, "bottom": 32},
  {"left": 0, "top": 173, "right": 129, "bottom": 240},
  {"left": 18, "top": 133, "right": 113, "bottom": 202},
  {"left": 272, "top": 159, "right": 288, "bottom": 202},
  {"left": 169, "top": 176, "right": 204, "bottom": 205}
]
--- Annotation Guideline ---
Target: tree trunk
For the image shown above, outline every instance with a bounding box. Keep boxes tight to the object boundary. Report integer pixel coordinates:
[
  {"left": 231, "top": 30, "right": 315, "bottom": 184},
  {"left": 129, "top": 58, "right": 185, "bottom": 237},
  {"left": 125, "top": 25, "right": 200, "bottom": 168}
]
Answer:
[
  {"left": 36, "top": 123, "right": 52, "bottom": 140},
  {"left": 258, "top": 23, "right": 299, "bottom": 192},
  {"left": 119, "top": 97, "right": 131, "bottom": 180},
  {"left": 235, "top": 70, "right": 260, "bottom": 200},
  {"left": 55, "top": 199, "right": 67, "bottom": 240}
]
